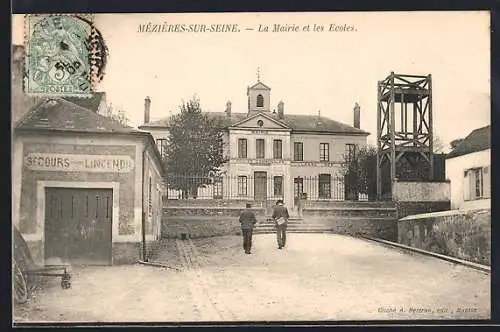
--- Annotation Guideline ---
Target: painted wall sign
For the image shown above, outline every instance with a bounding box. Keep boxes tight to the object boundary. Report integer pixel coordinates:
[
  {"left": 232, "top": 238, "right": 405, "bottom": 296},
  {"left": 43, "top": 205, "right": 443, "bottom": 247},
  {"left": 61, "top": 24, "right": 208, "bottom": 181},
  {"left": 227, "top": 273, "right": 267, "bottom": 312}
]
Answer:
[{"left": 24, "top": 153, "right": 135, "bottom": 173}]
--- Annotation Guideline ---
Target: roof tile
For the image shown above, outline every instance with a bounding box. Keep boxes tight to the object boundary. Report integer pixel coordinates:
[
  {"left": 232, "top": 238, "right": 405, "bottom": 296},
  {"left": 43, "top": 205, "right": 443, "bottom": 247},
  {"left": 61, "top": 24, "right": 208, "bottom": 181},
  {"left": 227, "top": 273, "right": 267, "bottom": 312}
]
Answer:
[
  {"left": 62, "top": 92, "right": 105, "bottom": 112},
  {"left": 446, "top": 125, "right": 490, "bottom": 158},
  {"left": 16, "top": 98, "right": 140, "bottom": 134},
  {"left": 141, "top": 111, "right": 369, "bottom": 135}
]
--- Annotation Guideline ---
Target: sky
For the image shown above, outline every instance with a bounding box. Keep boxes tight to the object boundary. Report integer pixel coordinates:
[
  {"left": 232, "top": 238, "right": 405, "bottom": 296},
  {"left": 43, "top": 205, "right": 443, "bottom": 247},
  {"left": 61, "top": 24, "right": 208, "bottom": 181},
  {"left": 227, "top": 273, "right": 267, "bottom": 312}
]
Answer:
[{"left": 12, "top": 12, "right": 490, "bottom": 149}]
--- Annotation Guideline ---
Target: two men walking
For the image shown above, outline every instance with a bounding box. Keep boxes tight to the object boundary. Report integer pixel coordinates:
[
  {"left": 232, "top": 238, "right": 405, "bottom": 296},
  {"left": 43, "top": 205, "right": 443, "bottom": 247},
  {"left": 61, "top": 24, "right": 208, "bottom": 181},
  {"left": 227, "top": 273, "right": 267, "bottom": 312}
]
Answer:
[{"left": 239, "top": 200, "right": 290, "bottom": 253}]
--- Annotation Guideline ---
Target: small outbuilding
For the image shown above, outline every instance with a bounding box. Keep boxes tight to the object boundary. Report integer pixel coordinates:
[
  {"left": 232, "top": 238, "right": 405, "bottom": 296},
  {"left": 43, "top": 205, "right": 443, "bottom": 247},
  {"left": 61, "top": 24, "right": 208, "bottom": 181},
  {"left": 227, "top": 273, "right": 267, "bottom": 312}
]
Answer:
[
  {"left": 12, "top": 98, "right": 165, "bottom": 265},
  {"left": 445, "top": 125, "right": 490, "bottom": 210}
]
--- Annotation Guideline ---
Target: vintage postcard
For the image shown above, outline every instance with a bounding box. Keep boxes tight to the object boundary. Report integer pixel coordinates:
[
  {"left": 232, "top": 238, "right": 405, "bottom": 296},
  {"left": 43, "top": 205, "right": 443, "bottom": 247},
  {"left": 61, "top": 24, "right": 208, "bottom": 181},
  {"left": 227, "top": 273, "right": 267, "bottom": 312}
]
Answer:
[{"left": 11, "top": 11, "right": 491, "bottom": 324}]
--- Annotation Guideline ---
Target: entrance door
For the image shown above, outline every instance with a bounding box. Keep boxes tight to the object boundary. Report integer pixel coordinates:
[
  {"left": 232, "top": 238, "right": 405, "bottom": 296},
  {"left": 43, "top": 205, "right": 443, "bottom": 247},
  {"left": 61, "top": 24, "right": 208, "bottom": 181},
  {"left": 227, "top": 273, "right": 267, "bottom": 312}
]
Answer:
[
  {"left": 45, "top": 188, "right": 113, "bottom": 265},
  {"left": 294, "top": 177, "right": 304, "bottom": 198},
  {"left": 254, "top": 171, "right": 267, "bottom": 201}
]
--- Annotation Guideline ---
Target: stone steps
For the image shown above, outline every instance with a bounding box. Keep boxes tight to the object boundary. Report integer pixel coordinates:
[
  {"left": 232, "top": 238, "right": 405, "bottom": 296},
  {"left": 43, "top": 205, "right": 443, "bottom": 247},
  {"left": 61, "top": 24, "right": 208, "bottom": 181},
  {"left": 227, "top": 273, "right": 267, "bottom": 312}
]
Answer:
[
  {"left": 303, "top": 201, "right": 395, "bottom": 209},
  {"left": 262, "top": 216, "right": 395, "bottom": 223},
  {"left": 254, "top": 228, "right": 334, "bottom": 234},
  {"left": 301, "top": 208, "right": 397, "bottom": 218},
  {"left": 254, "top": 216, "right": 397, "bottom": 234}
]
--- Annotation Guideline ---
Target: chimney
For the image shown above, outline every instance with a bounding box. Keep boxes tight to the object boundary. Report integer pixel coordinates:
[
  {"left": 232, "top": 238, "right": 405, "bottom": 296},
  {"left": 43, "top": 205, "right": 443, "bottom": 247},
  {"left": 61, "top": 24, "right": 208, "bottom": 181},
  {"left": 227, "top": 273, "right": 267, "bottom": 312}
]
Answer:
[
  {"left": 316, "top": 110, "right": 322, "bottom": 126},
  {"left": 353, "top": 102, "right": 360, "bottom": 129},
  {"left": 144, "top": 96, "right": 151, "bottom": 124},
  {"left": 225, "top": 100, "right": 232, "bottom": 117},
  {"left": 277, "top": 101, "right": 284, "bottom": 119}
]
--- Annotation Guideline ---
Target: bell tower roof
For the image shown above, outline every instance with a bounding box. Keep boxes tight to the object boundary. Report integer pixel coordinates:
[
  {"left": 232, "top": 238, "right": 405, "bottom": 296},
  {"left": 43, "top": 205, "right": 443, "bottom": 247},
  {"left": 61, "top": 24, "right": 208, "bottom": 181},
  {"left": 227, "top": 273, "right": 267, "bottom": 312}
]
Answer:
[
  {"left": 247, "top": 68, "right": 271, "bottom": 113},
  {"left": 249, "top": 81, "right": 271, "bottom": 90},
  {"left": 249, "top": 67, "right": 271, "bottom": 90}
]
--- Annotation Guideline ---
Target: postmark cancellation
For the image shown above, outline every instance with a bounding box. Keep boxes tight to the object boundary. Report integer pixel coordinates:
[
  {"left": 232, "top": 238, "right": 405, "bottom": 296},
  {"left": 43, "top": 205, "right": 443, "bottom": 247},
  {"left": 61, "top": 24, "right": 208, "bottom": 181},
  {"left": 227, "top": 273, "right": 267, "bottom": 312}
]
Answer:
[{"left": 24, "top": 14, "right": 107, "bottom": 98}]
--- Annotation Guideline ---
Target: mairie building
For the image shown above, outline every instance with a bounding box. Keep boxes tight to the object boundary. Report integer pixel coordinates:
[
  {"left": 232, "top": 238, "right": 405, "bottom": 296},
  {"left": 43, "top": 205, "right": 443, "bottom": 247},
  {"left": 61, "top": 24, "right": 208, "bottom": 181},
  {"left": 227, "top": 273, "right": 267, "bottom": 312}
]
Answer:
[{"left": 139, "top": 78, "right": 369, "bottom": 209}]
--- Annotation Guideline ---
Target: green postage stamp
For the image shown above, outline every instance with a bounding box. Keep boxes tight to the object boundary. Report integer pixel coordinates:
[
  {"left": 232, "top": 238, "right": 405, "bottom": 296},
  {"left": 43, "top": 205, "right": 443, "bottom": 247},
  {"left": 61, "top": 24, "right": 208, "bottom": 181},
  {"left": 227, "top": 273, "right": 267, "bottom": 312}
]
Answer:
[{"left": 25, "top": 14, "right": 98, "bottom": 97}]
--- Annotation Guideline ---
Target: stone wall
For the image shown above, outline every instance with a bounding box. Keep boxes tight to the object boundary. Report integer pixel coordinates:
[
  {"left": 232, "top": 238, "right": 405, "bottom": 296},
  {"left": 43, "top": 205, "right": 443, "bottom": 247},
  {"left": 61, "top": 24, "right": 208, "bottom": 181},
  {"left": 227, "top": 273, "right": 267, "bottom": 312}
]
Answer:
[
  {"left": 112, "top": 242, "right": 141, "bottom": 264},
  {"left": 397, "top": 209, "right": 491, "bottom": 265},
  {"left": 162, "top": 217, "right": 242, "bottom": 239},
  {"left": 112, "top": 239, "right": 162, "bottom": 264},
  {"left": 396, "top": 201, "right": 451, "bottom": 219},
  {"left": 304, "top": 214, "right": 397, "bottom": 241},
  {"left": 392, "top": 180, "right": 450, "bottom": 202},
  {"left": 162, "top": 205, "right": 397, "bottom": 241},
  {"left": 391, "top": 180, "right": 451, "bottom": 220},
  {"left": 162, "top": 207, "right": 266, "bottom": 238},
  {"left": 26, "top": 240, "right": 43, "bottom": 265}
]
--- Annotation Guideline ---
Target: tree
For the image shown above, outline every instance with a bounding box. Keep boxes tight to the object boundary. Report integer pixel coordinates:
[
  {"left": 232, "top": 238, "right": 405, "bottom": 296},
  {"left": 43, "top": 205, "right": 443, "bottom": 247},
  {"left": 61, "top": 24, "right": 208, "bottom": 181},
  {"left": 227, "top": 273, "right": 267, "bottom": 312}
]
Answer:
[
  {"left": 105, "top": 103, "right": 130, "bottom": 126},
  {"left": 165, "top": 96, "right": 228, "bottom": 198},
  {"left": 450, "top": 138, "right": 464, "bottom": 150},
  {"left": 340, "top": 144, "right": 377, "bottom": 201},
  {"left": 433, "top": 135, "right": 446, "bottom": 153}
]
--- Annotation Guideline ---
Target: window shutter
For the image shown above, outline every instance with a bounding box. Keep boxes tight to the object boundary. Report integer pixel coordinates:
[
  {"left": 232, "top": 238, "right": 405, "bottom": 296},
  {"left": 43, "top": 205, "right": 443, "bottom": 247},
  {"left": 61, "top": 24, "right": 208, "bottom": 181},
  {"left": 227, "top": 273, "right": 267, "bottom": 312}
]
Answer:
[
  {"left": 463, "top": 170, "right": 470, "bottom": 201},
  {"left": 483, "top": 166, "right": 491, "bottom": 198}
]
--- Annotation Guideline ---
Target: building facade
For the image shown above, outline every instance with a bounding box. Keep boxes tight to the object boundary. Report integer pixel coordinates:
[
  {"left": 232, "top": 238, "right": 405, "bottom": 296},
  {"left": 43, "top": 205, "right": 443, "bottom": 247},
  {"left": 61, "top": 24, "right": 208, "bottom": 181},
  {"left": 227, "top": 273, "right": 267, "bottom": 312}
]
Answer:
[
  {"left": 445, "top": 125, "right": 491, "bottom": 210},
  {"left": 13, "top": 98, "right": 164, "bottom": 265},
  {"left": 139, "top": 79, "right": 369, "bottom": 208}
]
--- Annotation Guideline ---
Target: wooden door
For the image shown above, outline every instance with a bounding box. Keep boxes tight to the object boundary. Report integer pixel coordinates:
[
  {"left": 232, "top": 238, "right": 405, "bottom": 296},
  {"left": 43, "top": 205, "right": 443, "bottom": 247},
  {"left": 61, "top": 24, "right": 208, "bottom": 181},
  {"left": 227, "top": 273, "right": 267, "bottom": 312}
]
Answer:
[
  {"left": 45, "top": 188, "right": 113, "bottom": 265},
  {"left": 254, "top": 171, "right": 267, "bottom": 201}
]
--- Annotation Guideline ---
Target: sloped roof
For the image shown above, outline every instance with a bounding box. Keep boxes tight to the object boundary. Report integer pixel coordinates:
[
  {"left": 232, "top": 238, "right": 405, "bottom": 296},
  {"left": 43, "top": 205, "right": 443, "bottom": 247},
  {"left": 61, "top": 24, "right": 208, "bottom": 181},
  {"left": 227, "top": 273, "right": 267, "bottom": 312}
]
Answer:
[
  {"left": 279, "top": 114, "right": 368, "bottom": 134},
  {"left": 62, "top": 92, "right": 105, "bottom": 112},
  {"left": 140, "top": 111, "right": 369, "bottom": 135},
  {"left": 249, "top": 81, "right": 271, "bottom": 90},
  {"left": 446, "top": 125, "right": 490, "bottom": 159},
  {"left": 16, "top": 98, "right": 140, "bottom": 134}
]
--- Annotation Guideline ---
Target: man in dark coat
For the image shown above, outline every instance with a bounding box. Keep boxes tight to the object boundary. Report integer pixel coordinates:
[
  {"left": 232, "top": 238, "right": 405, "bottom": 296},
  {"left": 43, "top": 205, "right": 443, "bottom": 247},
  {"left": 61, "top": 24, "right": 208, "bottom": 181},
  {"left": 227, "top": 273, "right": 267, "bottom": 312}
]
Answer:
[
  {"left": 239, "top": 203, "right": 257, "bottom": 254},
  {"left": 272, "top": 200, "right": 290, "bottom": 249}
]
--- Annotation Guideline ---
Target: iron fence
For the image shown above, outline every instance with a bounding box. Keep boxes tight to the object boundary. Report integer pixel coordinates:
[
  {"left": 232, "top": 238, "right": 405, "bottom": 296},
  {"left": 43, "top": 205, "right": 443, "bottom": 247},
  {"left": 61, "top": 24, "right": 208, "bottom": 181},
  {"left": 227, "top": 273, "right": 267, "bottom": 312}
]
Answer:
[{"left": 164, "top": 174, "right": 370, "bottom": 202}]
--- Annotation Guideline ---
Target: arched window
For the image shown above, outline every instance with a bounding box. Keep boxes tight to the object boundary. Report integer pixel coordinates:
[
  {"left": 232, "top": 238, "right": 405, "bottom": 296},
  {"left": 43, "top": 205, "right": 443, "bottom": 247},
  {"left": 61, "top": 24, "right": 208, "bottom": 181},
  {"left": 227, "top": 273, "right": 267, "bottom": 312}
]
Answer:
[{"left": 256, "top": 94, "right": 264, "bottom": 107}]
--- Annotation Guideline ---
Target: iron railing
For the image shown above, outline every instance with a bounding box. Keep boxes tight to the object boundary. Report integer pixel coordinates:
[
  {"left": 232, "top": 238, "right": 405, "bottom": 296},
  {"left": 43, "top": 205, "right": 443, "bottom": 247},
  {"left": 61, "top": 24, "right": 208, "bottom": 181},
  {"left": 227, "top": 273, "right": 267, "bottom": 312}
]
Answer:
[{"left": 164, "top": 174, "right": 370, "bottom": 202}]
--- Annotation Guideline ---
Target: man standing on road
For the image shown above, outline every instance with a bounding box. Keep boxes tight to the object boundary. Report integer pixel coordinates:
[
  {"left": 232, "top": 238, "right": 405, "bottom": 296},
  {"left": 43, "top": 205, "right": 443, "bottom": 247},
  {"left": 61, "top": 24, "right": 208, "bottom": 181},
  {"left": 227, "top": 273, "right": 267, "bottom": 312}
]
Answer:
[
  {"left": 272, "top": 200, "right": 290, "bottom": 249},
  {"left": 239, "top": 203, "right": 257, "bottom": 254}
]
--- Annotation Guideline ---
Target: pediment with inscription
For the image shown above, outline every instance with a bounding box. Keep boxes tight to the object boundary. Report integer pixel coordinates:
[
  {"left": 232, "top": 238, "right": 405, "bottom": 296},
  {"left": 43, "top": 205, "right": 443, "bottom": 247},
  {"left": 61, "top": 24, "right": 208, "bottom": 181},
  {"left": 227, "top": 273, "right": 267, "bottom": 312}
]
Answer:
[{"left": 230, "top": 113, "right": 289, "bottom": 130}]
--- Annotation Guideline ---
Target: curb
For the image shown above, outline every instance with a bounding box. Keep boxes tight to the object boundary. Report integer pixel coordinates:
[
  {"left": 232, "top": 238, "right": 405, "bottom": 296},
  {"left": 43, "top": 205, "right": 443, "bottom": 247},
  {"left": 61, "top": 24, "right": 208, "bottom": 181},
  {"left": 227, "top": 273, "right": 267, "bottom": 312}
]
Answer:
[
  {"left": 136, "top": 260, "right": 183, "bottom": 272},
  {"left": 361, "top": 236, "right": 490, "bottom": 273}
]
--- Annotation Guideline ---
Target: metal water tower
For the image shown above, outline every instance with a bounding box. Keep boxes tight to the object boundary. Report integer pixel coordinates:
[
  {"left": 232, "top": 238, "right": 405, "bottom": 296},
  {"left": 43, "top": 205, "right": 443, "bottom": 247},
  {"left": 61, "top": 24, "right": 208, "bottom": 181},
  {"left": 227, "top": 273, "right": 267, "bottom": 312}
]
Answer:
[{"left": 376, "top": 72, "right": 434, "bottom": 199}]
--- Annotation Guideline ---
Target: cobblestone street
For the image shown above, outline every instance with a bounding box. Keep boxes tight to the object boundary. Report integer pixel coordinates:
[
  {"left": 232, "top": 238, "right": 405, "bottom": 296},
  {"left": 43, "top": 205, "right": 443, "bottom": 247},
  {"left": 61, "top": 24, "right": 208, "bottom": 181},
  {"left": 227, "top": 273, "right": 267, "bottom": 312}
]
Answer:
[{"left": 13, "top": 234, "right": 490, "bottom": 323}]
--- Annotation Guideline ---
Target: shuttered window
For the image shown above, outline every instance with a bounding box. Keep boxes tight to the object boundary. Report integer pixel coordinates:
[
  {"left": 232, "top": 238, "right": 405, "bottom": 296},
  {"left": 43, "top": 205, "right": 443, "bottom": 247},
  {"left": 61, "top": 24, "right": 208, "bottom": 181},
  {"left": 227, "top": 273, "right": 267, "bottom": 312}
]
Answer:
[
  {"left": 483, "top": 166, "right": 491, "bottom": 198},
  {"left": 463, "top": 170, "right": 470, "bottom": 201},
  {"left": 256, "top": 139, "right": 265, "bottom": 159},
  {"left": 320, "top": 143, "right": 329, "bottom": 161},
  {"left": 273, "top": 140, "right": 283, "bottom": 159},
  {"left": 238, "top": 139, "right": 247, "bottom": 158},
  {"left": 294, "top": 142, "right": 304, "bottom": 161},
  {"left": 464, "top": 166, "right": 490, "bottom": 200}
]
